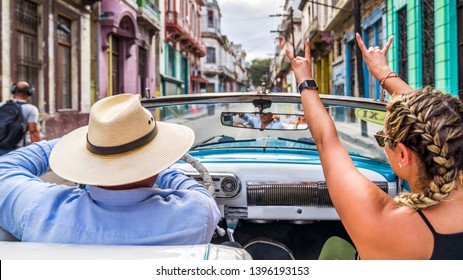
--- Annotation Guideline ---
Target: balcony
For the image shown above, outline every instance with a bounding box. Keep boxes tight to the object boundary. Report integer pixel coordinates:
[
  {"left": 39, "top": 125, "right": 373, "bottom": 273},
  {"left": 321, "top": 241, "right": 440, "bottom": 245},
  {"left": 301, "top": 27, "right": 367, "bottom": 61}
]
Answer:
[
  {"left": 165, "top": 11, "right": 206, "bottom": 57},
  {"left": 137, "top": 1, "right": 161, "bottom": 33}
]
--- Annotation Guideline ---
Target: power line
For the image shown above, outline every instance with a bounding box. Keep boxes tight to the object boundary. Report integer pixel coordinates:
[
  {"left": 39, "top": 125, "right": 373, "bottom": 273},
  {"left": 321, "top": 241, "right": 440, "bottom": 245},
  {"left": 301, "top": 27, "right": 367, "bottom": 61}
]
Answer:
[
  {"left": 221, "top": 17, "right": 273, "bottom": 22},
  {"left": 245, "top": 36, "right": 275, "bottom": 52}
]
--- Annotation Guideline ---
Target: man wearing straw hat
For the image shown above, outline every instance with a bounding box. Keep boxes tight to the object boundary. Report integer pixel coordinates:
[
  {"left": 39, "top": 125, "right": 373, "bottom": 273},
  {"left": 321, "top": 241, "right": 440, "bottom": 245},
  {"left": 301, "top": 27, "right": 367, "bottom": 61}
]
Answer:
[{"left": 0, "top": 94, "right": 221, "bottom": 245}]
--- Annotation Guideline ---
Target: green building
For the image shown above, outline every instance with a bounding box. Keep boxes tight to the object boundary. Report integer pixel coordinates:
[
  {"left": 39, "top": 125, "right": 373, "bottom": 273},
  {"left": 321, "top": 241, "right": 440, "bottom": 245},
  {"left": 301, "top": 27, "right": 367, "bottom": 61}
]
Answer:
[{"left": 386, "top": 0, "right": 461, "bottom": 97}]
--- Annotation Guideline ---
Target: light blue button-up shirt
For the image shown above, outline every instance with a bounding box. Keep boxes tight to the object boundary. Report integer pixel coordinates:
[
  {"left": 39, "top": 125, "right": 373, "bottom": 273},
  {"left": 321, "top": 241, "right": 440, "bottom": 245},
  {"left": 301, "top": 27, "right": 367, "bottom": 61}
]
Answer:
[
  {"left": 242, "top": 114, "right": 284, "bottom": 129},
  {"left": 0, "top": 140, "right": 221, "bottom": 245}
]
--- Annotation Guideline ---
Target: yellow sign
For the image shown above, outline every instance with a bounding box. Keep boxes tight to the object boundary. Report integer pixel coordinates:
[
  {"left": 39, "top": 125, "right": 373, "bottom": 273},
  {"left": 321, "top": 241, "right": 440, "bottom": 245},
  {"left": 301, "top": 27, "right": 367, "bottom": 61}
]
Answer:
[{"left": 354, "top": 109, "right": 385, "bottom": 125}]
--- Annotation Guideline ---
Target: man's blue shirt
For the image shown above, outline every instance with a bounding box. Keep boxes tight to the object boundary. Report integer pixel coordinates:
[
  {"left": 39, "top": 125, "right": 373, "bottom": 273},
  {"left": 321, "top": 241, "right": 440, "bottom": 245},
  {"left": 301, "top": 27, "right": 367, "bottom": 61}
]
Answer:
[
  {"left": 0, "top": 140, "right": 221, "bottom": 245},
  {"left": 241, "top": 114, "right": 284, "bottom": 129}
]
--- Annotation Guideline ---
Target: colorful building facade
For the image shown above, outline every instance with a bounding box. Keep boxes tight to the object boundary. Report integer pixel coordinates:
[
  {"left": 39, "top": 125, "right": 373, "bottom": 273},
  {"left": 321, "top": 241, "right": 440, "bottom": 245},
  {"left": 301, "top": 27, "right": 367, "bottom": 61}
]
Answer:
[
  {"left": 161, "top": 0, "right": 205, "bottom": 96},
  {"left": 0, "top": 0, "right": 96, "bottom": 139},
  {"left": 98, "top": 0, "right": 161, "bottom": 98},
  {"left": 386, "top": 0, "right": 459, "bottom": 96}
]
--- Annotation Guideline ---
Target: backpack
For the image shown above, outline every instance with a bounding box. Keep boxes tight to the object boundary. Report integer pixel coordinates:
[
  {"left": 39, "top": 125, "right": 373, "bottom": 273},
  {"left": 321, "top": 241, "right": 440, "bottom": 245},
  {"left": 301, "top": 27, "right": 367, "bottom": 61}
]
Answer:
[{"left": 0, "top": 100, "right": 28, "bottom": 149}]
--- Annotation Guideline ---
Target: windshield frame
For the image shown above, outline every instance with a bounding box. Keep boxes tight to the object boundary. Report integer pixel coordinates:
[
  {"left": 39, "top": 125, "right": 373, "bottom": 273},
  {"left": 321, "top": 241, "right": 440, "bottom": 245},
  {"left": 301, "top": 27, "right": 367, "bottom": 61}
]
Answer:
[{"left": 142, "top": 92, "right": 388, "bottom": 162}]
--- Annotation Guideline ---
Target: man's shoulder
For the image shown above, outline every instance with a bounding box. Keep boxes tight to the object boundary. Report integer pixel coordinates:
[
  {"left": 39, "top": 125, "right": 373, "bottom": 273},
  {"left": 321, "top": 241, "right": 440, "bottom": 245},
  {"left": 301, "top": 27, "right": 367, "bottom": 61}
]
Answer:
[
  {"left": 20, "top": 103, "right": 39, "bottom": 113},
  {"left": 17, "top": 103, "right": 39, "bottom": 123}
]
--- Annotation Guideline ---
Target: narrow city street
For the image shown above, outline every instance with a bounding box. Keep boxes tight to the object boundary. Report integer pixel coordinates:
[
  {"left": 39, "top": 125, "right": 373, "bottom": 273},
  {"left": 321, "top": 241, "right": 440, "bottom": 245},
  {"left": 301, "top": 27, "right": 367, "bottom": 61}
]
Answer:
[{"left": 2, "top": 0, "right": 463, "bottom": 276}]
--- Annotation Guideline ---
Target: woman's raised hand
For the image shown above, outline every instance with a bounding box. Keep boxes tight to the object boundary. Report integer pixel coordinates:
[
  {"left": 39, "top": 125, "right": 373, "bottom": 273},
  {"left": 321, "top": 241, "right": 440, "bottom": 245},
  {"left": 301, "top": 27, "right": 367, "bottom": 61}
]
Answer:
[
  {"left": 356, "top": 33, "right": 393, "bottom": 81},
  {"left": 285, "top": 39, "right": 313, "bottom": 85}
]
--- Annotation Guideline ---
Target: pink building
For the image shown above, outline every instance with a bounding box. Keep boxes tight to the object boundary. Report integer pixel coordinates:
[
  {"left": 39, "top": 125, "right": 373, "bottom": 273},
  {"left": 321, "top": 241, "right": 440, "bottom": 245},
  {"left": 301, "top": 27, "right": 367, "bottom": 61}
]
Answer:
[{"left": 98, "top": 0, "right": 161, "bottom": 98}]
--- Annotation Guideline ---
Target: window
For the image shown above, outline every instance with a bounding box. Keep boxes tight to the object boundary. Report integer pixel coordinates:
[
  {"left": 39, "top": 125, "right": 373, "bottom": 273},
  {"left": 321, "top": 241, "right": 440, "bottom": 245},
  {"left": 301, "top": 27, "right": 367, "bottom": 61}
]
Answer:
[
  {"left": 206, "top": 47, "right": 216, "bottom": 63},
  {"left": 167, "top": 0, "right": 174, "bottom": 11},
  {"left": 168, "top": 45, "right": 175, "bottom": 77},
  {"left": 181, "top": 57, "right": 188, "bottom": 94},
  {"left": 422, "top": 0, "right": 435, "bottom": 87},
  {"left": 377, "top": 21, "right": 383, "bottom": 48},
  {"left": 111, "top": 36, "right": 120, "bottom": 95},
  {"left": 139, "top": 47, "right": 147, "bottom": 97},
  {"left": 15, "top": 0, "right": 40, "bottom": 106},
  {"left": 208, "top": 10, "right": 214, "bottom": 28},
  {"left": 349, "top": 42, "right": 356, "bottom": 97},
  {"left": 182, "top": 0, "right": 187, "bottom": 19},
  {"left": 334, "top": 84, "right": 344, "bottom": 96},
  {"left": 398, "top": 7, "right": 408, "bottom": 83},
  {"left": 57, "top": 16, "right": 72, "bottom": 109},
  {"left": 336, "top": 39, "right": 342, "bottom": 58}
]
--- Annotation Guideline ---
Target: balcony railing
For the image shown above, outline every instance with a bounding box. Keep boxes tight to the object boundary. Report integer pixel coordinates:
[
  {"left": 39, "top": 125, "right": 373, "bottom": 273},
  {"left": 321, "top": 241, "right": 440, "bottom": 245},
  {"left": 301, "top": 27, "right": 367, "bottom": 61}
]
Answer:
[{"left": 166, "top": 11, "right": 202, "bottom": 45}]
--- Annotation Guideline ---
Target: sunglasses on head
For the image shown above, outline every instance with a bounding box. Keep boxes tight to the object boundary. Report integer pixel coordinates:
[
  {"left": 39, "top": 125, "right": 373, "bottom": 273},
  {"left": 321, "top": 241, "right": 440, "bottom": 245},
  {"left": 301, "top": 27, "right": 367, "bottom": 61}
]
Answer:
[{"left": 373, "top": 130, "right": 393, "bottom": 147}]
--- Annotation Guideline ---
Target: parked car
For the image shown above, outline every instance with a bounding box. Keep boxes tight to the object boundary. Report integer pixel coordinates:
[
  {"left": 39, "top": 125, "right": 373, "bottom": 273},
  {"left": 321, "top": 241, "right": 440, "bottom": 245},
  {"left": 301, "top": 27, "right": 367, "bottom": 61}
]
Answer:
[{"left": 0, "top": 90, "right": 399, "bottom": 260}]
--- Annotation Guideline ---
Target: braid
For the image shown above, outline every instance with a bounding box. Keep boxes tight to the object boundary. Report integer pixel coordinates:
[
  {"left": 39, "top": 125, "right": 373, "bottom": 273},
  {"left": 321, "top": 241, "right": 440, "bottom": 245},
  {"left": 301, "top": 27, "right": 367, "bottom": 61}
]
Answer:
[{"left": 386, "top": 87, "right": 463, "bottom": 209}]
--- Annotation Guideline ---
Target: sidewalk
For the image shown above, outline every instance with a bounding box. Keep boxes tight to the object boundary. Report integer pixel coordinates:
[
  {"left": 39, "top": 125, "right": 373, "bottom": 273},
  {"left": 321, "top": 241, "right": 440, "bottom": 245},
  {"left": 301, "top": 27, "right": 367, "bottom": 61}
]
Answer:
[{"left": 335, "top": 121, "right": 379, "bottom": 151}]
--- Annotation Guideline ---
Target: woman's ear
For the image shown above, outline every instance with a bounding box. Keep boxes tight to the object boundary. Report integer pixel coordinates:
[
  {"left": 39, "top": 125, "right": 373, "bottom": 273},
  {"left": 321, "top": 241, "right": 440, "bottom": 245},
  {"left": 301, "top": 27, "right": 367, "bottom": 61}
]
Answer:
[{"left": 395, "top": 143, "right": 413, "bottom": 168}]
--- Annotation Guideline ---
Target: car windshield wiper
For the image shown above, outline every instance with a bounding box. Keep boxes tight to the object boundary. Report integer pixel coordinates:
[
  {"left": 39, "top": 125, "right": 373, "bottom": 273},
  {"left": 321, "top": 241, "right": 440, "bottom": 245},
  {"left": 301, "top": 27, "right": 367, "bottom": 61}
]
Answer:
[
  {"left": 191, "top": 135, "right": 257, "bottom": 150},
  {"left": 192, "top": 135, "right": 231, "bottom": 149},
  {"left": 277, "top": 137, "right": 316, "bottom": 146}
]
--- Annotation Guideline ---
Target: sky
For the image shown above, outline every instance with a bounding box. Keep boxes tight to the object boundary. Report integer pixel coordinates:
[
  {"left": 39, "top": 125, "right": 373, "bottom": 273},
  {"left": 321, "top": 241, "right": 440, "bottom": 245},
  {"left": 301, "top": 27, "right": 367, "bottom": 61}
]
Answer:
[{"left": 217, "top": 0, "right": 285, "bottom": 62}]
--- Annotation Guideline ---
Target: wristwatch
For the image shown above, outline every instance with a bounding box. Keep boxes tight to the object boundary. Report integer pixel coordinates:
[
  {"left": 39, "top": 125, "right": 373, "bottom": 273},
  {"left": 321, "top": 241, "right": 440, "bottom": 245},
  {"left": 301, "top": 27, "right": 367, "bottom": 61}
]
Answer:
[{"left": 298, "top": 80, "right": 318, "bottom": 93}]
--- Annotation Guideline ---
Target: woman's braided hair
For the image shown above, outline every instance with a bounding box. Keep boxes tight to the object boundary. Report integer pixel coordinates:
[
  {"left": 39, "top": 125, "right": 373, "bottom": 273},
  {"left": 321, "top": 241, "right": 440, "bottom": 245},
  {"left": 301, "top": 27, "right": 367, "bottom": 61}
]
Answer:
[{"left": 385, "top": 87, "right": 463, "bottom": 209}]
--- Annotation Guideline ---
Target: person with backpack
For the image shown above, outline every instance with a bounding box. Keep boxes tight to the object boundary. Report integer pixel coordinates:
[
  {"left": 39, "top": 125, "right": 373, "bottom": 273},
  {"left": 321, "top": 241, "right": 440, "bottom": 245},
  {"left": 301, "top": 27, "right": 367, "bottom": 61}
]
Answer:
[{"left": 0, "top": 81, "right": 40, "bottom": 156}]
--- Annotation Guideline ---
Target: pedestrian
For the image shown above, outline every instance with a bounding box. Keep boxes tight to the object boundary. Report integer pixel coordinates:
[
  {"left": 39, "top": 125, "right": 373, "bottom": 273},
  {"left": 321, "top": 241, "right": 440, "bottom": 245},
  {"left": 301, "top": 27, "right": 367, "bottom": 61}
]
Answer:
[
  {"left": 286, "top": 35, "right": 463, "bottom": 259},
  {"left": 0, "top": 81, "right": 40, "bottom": 156},
  {"left": 0, "top": 93, "right": 221, "bottom": 245}
]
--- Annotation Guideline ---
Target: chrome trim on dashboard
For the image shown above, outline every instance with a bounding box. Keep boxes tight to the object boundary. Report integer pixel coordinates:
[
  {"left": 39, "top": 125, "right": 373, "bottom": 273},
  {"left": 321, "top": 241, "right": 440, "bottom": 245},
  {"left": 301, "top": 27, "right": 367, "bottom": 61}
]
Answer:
[
  {"left": 184, "top": 172, "right": 241, "bottom": 198},
  {"left": 247, "top": 181, "right": 331, "bottom": 207},
  {"left": 247, "top": 181, "right": 389, "bottom": 207}
]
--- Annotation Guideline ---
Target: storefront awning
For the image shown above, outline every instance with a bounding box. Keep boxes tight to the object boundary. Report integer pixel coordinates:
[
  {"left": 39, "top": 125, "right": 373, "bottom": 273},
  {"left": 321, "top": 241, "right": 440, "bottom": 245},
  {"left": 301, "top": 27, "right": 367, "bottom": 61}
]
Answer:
[{"left": 191, "top": 76, "right": 209, "bottom": 84}]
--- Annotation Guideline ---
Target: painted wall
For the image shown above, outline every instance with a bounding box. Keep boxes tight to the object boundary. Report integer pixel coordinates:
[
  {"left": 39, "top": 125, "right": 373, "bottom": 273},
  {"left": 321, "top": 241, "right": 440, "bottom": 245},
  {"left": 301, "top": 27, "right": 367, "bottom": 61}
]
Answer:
[
  {"left": 98, "top": 0, "right": 140, "bottom": 98},
  {"left": 387, "top": 0, "right": 458, "bottom": 96}
]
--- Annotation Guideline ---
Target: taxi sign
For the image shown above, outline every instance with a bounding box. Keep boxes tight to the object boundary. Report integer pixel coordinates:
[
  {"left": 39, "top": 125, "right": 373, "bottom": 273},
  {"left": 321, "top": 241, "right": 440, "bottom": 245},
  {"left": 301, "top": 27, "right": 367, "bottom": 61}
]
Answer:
[{"left": 355, "top": 109, "right": 385, "bottom": 125}]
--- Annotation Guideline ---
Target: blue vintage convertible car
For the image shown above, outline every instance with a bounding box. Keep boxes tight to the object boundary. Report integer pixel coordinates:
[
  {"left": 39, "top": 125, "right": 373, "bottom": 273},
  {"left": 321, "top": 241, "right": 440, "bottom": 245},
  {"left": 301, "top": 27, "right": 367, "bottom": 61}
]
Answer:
[{"left": 0, "top": 90, "right": 400, "bottom": 260}]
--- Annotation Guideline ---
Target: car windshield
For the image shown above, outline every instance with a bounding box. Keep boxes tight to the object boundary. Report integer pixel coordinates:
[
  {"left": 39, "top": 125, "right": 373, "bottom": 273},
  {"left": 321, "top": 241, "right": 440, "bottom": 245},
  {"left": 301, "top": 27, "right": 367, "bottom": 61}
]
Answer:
[{"left": 146, "top": 100, "right": 386, "bottom": 162}]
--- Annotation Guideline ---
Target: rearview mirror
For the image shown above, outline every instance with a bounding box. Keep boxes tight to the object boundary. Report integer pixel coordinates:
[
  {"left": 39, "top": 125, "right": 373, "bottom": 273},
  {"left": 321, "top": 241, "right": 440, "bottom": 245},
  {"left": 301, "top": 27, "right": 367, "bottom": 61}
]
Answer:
[{"left": 221, "top": 112, "right": 308, "bottom": 130}]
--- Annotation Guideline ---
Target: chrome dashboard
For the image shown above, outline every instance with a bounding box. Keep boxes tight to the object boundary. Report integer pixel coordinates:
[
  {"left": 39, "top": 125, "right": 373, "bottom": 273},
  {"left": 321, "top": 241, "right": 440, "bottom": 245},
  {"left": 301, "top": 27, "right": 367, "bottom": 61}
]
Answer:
[{"left": 173, "top": 161, "right": 397, "bottom": 222}]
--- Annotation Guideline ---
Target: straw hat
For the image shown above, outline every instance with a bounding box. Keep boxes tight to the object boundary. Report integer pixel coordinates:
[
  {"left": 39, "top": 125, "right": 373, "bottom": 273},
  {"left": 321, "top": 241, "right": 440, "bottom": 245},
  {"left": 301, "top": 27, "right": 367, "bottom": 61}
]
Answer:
[{"left": 49, "top": 94, "right": 194, "bottom": 186}]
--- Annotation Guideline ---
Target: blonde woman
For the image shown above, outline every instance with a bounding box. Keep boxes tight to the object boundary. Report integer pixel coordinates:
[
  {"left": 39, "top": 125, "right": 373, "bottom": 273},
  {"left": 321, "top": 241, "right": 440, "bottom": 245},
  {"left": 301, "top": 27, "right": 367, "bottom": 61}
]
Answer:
[{"left": 286, "top": 35, "right": 463, "bottom": 259}]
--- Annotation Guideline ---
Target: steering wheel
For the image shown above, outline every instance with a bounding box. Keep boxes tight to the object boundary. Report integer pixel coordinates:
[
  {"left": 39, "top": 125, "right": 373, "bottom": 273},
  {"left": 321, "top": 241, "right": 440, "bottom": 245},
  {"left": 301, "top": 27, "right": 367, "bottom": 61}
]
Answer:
[
  {"left": 181, "top": 154, "right": 225, "bottom": 237},
  {"left": 180, "top": 153, "right": 215, "bottom": 196}
]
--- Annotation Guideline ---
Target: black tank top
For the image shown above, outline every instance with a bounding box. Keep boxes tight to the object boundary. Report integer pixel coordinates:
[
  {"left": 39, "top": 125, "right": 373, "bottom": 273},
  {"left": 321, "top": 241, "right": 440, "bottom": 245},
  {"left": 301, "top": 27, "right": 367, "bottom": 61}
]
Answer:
[{"left": 417, "top": 210, "right": 463, "bottom": 259}]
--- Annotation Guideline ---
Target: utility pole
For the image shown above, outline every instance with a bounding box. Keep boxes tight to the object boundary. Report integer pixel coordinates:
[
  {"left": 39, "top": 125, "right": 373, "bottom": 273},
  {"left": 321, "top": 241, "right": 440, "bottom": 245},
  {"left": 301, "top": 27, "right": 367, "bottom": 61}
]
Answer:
[
  {"left": 270, "top": 7, "right": 296, "bottom": 55},
  {"left": 353, "top": 0, "right": 364, "bottom": 98},
  {"left": 289, "top": 7, "right": 296, "bottom": 56},
  {"left": 353, "top": 0, "right": 368, "bottom": 136}
]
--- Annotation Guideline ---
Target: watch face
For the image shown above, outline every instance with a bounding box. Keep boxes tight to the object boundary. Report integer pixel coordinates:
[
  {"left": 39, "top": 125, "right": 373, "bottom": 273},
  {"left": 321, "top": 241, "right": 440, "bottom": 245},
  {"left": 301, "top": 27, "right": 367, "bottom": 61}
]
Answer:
[
  {"left": 305, "top": 80, "right": 317, "bottom": 87},
  {"left": 298, "top": 80, "right": 318, "bottom": 92}
]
